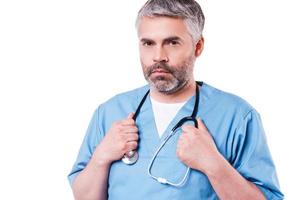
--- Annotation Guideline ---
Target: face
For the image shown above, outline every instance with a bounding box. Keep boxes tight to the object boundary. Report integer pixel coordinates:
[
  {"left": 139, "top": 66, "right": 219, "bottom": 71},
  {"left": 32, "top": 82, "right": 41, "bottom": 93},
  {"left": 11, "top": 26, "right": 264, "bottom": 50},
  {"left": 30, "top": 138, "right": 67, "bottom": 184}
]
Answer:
[{"left": 138, "top": 16, "right": 203, "bottom": 94}]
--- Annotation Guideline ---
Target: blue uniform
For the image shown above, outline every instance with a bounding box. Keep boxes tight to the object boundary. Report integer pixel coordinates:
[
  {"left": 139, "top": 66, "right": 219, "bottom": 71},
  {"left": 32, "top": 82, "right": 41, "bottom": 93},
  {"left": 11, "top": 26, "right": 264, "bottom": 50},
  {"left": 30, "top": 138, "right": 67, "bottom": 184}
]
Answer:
[{"left": 68, "top": 82, "right": 284, "bottom": 199}]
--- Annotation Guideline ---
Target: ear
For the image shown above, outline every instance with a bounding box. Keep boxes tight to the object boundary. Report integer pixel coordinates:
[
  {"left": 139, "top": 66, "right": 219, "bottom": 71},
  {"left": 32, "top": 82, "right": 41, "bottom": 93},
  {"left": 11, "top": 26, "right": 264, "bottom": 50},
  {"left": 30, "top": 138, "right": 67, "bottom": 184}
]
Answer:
[{"left": 195, "top": 36, "right": 204, "bottom": 57}]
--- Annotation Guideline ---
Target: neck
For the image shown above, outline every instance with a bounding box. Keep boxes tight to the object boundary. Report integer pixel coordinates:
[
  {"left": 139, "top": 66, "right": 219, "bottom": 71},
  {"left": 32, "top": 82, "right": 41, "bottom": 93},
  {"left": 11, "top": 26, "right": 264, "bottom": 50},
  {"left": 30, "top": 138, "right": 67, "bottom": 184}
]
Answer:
[{"left": 150, "top": 79, "right": 197, "bottom": 103}]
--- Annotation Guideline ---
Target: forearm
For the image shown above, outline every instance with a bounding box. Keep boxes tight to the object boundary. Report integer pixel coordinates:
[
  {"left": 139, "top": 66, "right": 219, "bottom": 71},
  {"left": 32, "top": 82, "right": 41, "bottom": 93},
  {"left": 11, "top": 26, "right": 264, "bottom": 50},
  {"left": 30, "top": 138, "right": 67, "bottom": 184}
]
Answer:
[
  {"left": 203, "top": 155, "right": 266, "bottom": 200},
  {"left": 72, "top": 158, "right": 110, "bottom": 200}
]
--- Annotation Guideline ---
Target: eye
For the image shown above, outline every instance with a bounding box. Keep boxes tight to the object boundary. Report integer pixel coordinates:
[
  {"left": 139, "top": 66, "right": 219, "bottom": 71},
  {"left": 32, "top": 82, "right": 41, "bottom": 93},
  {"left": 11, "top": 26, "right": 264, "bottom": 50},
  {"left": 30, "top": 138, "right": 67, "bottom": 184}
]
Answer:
[
  {"left": 142, "top": 41, "right": 154, "bottom": 46},
  {"left": 168, "top": 40, "right": 180, "bottom": 46}
]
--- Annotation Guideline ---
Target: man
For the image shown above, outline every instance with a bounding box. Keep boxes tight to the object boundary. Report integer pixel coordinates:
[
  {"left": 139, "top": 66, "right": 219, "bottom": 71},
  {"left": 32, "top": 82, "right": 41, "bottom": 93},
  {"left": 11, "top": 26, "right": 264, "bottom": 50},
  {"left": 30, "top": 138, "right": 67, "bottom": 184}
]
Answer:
[{"left": 68, "top": 0, "right": 283, "bottom": 199}]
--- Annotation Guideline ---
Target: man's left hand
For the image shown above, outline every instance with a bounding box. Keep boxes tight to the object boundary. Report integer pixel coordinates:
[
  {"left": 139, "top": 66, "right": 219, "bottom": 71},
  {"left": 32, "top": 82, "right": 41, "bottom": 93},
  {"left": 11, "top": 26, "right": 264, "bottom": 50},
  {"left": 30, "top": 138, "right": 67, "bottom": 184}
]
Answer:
[{"left": 176, "top": 118, "right": 222, "bottom": 175}]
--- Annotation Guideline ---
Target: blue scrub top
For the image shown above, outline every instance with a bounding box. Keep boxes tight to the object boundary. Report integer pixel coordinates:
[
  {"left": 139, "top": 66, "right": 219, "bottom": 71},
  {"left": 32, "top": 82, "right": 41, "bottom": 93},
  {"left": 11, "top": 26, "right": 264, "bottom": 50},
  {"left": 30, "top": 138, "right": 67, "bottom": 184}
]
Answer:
[{"left": 68, "top": 82, "right": 284, "bottom": 200}]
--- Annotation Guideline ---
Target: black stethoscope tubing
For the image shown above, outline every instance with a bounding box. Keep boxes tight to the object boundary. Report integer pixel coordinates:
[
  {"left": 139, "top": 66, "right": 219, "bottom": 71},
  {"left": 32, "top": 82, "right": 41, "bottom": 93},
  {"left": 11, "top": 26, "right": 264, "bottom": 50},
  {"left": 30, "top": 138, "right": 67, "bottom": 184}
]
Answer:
[{"left": 121, "top": 81, "right": 203, "bottom": 165}]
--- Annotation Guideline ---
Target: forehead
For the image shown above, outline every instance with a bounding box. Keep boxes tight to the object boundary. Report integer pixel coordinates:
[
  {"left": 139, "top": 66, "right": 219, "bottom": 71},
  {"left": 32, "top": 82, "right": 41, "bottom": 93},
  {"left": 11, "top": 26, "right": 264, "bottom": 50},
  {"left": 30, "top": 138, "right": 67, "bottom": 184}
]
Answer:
[{"left": 138, "top": 16, "right": 191, "bottom": 41}]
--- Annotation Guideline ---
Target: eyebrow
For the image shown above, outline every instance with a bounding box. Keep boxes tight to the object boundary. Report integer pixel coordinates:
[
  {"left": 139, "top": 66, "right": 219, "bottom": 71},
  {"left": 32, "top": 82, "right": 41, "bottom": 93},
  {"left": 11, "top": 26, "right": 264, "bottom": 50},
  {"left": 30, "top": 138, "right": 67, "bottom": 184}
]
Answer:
[{"left": 140, "top": 36, "right": 183, "bottom": 44}]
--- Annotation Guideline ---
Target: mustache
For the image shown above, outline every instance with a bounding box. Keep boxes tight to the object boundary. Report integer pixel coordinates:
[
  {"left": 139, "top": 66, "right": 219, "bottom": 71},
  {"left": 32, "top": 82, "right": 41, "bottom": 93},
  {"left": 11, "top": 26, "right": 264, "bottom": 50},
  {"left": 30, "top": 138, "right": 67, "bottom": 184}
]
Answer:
[{"left": 147, "top": 62, "right": 175, "bottom": 76}]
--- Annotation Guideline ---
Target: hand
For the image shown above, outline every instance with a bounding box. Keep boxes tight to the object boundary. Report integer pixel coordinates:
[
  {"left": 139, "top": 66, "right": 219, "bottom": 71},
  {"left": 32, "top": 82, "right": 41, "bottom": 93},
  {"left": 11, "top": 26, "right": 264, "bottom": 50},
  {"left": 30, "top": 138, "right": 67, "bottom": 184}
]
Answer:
[
  {"left": 176, "top": 118, "right": 222, "bottom": 174},
  {"left": 91, "top": 113, "right": 139, "bottom": 166}
]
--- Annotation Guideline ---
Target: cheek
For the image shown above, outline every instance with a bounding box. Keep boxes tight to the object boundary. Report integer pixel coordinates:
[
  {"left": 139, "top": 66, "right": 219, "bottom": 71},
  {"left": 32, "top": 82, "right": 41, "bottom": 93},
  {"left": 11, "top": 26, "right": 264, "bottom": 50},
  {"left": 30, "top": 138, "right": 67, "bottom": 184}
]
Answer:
[
  {"left": 139, "top": 48, "right": 153, "bottom": 66},
  {"left": 168, "top": 48, "right": 194, "bottom": 65}
]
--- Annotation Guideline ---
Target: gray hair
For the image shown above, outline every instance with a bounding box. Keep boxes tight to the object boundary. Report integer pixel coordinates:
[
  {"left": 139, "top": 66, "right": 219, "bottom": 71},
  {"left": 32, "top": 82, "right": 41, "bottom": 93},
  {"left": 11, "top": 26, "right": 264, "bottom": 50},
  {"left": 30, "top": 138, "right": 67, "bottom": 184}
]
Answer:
[{"left": 136, "top": 0, "right": 205, "bottom": 43}]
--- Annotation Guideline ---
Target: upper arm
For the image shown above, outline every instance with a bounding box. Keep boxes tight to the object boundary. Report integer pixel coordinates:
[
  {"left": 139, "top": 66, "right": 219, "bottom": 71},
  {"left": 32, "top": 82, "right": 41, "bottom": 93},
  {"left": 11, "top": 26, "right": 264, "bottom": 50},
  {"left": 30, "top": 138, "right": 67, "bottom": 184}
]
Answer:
[
  {"left": 67, "top": 105, "right": 104, "bottom": 185},
  {"left": 231, "top": 110, "right": 284, "bottom": 199}
]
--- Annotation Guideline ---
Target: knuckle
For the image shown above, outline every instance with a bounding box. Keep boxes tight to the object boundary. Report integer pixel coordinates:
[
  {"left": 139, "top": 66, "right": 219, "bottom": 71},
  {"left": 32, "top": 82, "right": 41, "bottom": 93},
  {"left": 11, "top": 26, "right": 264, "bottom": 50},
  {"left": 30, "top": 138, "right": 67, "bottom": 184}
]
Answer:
[
  {"left": 130, "top": 142, "right": 138, "bottom": 149},
  {"left": 115, "top": 126, "right": 121, "bottom": 133},
  {"left": 128, "top": 119, "right": 135, "bottom": 124},
  {"left": 123, "top": 119, "right": 134, "bottom": 125},
  {"left": 129, "top": 141, "right": 136, "bottom": 146},
  {"left": 118, "top": 133, "right": 125, "bottom": 140},
  {"left": 134, "top": 134, "right": 139, "bottom": 140},
  {"left": 113, "top": 124, "right": 122, "bottom": 132},
  {"left": 179, "top": 135, "right": 186, "bottom": 142},
  {"left": 113, "top": 121, "right": 120, "bottom": 126},
  {"left": 176, "top": 149, "right": 182, "bottom": 157},
  {"left": 121, "top": 143, "right": 127, "bottom": 151}
]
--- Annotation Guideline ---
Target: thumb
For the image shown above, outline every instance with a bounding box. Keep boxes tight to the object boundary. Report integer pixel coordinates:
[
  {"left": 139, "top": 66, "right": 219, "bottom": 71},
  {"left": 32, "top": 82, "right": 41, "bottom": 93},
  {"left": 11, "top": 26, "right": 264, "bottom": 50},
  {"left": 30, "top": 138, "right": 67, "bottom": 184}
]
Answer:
[
  {"left": 127, "top": 112, "right": 135, "bottom": 119},
  {"left": 197, "top": 118, "right": 207, "bottom": 131}
]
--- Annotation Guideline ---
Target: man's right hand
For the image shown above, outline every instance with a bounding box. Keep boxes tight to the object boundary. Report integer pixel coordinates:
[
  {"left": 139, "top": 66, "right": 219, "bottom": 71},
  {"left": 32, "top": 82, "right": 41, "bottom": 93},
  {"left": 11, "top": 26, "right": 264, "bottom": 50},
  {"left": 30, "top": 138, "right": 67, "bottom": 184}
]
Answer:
[{"left": 91, "top": 113, "right": 139, "bottom": 167}]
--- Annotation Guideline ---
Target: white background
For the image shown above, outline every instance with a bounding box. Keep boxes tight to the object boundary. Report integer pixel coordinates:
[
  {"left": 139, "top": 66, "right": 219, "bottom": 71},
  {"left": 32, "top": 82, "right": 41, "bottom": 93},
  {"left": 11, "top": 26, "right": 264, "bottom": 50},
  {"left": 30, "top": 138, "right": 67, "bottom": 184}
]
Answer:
[{"left": 0, "top": 0, "right": 299, "bottom": 199}]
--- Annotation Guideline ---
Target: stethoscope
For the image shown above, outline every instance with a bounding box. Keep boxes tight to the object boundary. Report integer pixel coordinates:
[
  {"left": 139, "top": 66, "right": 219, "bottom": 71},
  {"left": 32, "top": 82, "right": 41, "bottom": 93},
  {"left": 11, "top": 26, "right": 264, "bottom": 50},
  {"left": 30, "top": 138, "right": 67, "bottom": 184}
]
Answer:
[{"left": 122, "top": 81, "right": 203, "bottom": 187}]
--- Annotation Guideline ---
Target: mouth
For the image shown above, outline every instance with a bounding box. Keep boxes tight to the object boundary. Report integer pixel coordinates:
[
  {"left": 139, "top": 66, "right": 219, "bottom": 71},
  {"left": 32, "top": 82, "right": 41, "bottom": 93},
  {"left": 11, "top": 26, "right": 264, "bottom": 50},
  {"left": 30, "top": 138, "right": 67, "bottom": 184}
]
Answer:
[{"left": 151, "top": 69, "right": 170, "bottom": 75}]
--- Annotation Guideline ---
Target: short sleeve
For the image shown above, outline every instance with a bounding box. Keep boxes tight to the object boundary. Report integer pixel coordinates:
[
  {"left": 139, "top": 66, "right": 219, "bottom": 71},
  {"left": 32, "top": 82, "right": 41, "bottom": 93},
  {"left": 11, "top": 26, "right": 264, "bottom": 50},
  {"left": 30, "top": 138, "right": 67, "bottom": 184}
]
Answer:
[
  {"left": 231, "top": 110, "right": 284, "bottom": 199},
  {"left": 67, "top": 105, "right": 104, "bottom": 186}
]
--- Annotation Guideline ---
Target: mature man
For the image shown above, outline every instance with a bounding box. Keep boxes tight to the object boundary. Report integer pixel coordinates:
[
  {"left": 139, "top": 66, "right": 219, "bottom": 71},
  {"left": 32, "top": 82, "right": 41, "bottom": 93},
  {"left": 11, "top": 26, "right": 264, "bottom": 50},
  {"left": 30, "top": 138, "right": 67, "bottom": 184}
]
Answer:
[{"left": 68, "top": 0, "right": 283, "bottom": 199}]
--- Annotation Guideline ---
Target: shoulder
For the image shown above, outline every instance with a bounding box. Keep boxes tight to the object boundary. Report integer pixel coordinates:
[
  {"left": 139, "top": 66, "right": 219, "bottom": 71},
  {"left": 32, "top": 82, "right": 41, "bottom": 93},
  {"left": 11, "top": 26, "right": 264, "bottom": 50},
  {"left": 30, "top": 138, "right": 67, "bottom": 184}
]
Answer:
[
  {"left": 202, "top": 82, "right": 257, "bottom": 119},
  {"left": 105, "top": 84, "right": 149, "bottom": 105},
  {"left": 94, "top": 84, "right": 150, "bottom": 116}
]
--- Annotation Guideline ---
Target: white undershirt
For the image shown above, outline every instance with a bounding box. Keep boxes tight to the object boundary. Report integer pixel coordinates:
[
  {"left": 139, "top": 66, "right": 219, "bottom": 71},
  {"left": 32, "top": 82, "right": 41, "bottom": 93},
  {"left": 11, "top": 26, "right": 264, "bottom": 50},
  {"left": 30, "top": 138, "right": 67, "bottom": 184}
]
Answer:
[{"left": 150, "top": 96, "right": 187, "bottom": 138}]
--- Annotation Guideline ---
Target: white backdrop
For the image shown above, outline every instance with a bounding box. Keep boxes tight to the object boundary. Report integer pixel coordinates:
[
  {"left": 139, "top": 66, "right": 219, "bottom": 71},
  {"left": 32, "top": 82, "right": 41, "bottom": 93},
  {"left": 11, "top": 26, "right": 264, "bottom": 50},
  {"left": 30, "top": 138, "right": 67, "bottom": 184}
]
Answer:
[{"left": 0, "top": 0, "right": 299, "bottom": 199}]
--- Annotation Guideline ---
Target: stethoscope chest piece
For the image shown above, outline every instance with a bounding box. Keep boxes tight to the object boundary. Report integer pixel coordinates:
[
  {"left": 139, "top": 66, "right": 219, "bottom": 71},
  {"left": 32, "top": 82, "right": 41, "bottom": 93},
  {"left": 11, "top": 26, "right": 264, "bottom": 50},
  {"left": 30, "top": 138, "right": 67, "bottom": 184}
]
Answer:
[{"left": 122, "top": 151, "right": 139, "bottom": 165}]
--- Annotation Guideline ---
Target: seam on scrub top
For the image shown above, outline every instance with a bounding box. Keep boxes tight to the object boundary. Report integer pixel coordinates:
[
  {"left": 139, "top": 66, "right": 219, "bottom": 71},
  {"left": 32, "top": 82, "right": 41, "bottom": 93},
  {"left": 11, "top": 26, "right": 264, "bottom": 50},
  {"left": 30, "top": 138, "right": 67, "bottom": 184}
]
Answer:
[
  {"left": 235, "top": 109, "right": 260, "bottom": 172},
  {"left": 95, "top": 104, "right": 104, "bottom": 142}
]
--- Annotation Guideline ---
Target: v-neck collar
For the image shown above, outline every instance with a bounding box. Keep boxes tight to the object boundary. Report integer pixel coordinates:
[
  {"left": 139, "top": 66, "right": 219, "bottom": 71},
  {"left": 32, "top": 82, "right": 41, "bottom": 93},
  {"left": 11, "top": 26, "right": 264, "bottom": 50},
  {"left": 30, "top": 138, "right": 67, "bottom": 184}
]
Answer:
[
  {"left": 153, "top": 94, "right": 196, "bottom": 142},
  {"left": 136, "top": 82, "right": 207, "bottom": 157}
]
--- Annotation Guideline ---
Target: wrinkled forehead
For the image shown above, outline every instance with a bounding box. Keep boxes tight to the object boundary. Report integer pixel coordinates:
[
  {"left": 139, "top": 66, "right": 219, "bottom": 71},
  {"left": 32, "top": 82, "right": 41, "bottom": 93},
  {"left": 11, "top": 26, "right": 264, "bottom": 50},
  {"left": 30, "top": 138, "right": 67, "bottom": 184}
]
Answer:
[{"left": 137, "top": 16, "right": 192, "bottom": 42}]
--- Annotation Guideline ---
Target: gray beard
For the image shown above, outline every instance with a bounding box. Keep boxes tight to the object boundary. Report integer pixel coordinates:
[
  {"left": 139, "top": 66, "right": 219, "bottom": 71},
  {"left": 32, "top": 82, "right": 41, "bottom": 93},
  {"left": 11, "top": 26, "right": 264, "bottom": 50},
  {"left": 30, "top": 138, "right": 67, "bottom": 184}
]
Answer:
[
  {"left": 148, "top": 76, "right": 190, "bottom": 95},
  {"left": 142, "top": 56, "right": 194, "bottom": 94}
]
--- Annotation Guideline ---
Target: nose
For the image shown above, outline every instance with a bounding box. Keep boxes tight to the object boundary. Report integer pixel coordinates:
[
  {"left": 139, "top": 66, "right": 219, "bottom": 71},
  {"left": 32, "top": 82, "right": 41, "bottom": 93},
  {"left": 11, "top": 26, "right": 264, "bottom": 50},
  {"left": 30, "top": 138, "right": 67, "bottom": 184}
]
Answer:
[{"left": 153, "top": 46, "right": 169, "bottom": 63}]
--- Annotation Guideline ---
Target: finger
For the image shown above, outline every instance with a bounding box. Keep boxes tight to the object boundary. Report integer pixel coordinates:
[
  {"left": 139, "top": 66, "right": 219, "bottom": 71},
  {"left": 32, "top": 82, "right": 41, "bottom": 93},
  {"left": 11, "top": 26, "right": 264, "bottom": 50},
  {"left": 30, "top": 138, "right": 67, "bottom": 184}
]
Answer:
[
  {"left": 126, "top": 141, "right": 138, "bottom": 151},
  {"left": 179, "top": 129, "right": 188, "bottom": 137},
  {"left": 179, "top": 129, "right": 189, "bottom": 139},
  {"left": 117, "top": 113, "right": 135, "bottom": 126},
  {"left": 127, "top": 112, "right": 134, "bottom": 119},
  {"left": 124, "top": 133, "right": 139, "bottom": 142},
  {"left": 177, "top": 135, "right": 184, "bottom": 146},
  {"left": 197, "top": 118, "right": 208, "bottom": 131},
  {"left": 121, "top": 118, "right": 135, "bottom": 126},
  {"left": 121, "top": 125, "right": 138, "bottom": 133},
  {"left": 181, "top": 124, "right": 196, "bottom": 132}
]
